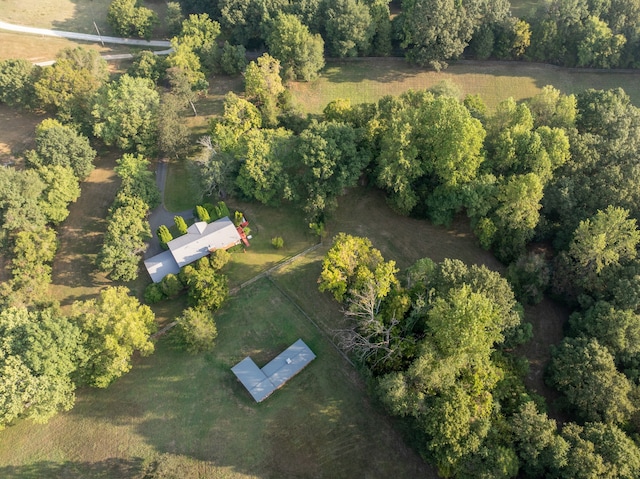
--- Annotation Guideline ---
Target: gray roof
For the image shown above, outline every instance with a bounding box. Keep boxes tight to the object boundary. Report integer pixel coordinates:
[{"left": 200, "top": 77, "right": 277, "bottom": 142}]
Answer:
[
  {"left": 143, "top": 250, "right": 180, "bottom": 283},
  {"left": 231, "top": 339, "right": 316, "bottom": 403},
  {"left": 144, "top": 216, "right": 241, "bottom": 283}
]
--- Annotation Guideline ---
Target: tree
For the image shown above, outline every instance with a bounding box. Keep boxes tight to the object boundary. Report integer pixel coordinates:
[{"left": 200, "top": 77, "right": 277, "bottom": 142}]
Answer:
[
  {"left": 181, "top": 259, "right": 229, "bottom": 310},
  {"left": 577, "top": 16, "right": 626, "bottom": 68},
  {"left": 98, "top": 195, "right": 151, "bottom": 281},
  {"left": 25, "top": 118, "right": 96, "bottom": 180},
  {"left": 128, "top": 50, "right": 166, "bottom": 84},
  {"left": 244, "top": 54, "right": 286, "bottom": 126},
  {"left": 195, "top": 205, "right": 211, "bottom": 222},
  {"left": 34, "top": 48, "right": 108, "bottom": 125},
  {"left": 176, "top": 307, "right": 218, "bottom": 353},
  {"left": 107, "top": 0, "right": 158, "bottom": 39},
  {"left": 266, "top": 13, "right": 325, "bottom": 81},
  {"left": 527, "top": 85, "right": 577, "bottom": 130},
  {"left": 510, "top": 401, "right": 569, "bottom": 477},
  {"left": 165, "top": 1, "right": 184, "bottom": 36},
  {"left": 0, "top": 58, "right": 37, "bottom": 108},
  {"left": 37, "top": 165, "right": 81, "bottom": 225},
  {"left": 157, "top": 224, "right": 173, "bottom": 249},
  {"left": 400, "top": 0, "right": 484, "bottom": 69},
  {"left": 72, "top": 286, "right": 156, "bottom": 388},
  {"left": 115, "top": 153, "right": 161, "bottom": 208},
  {"left": 158, "top": 93, "right": 191, "bottom": 159},
  {"left": 209, "top": 249, "right": 231, "bottom": 270},
  {"left": 0, "top": 167, "right": 46, "bottom": 233},
  {"left": 547, "top": 337, "right": 636, "bottom": 424},
  {"left": 218, "top": 42, "right": 247, "bottom": 75},
  {"left": 506, "top": 252, "right": 551, "bottom": 305},
  {"left": 0, "top": 307, "right": 82, "bottom": 427},
  {"left": 174, "top": 13, "right": 221, "bottom": 72},
  {"left": 323, "top": 0, "right": 373, "bottom": 57},
  {"left": 92, "top": 74, "right": 160, "bottom": 155},
  {"left": 174, "top": 215, "right": 188, "bottom": 235}
]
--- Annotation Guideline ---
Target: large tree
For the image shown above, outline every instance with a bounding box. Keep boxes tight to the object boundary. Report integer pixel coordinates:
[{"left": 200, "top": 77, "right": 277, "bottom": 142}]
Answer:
[
  {"left": 72, "top": 287, "right": 156, "bottom": 388},
  {"left": 92, "top": 74, "right": 160, "bottom": 155},
  {"left": 0, "top": 58, "right": 37, "bottom": 108},
  {"left": 0, "top": 307, "right": 82, "bottom": 427},
  {"left": 266, "top": 13, "right": 325, "bottom": 81},
  {"left": 323, "top": 0, "right": 373, "bottom": 57},
  {"left": 107, "top": 0, "right": 158, "bottom": 39}
]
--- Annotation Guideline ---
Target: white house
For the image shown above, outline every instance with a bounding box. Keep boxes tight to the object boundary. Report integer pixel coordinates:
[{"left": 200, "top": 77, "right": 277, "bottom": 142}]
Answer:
[{"left": 144, "top": 216, "right": 242, "bottom": 283}]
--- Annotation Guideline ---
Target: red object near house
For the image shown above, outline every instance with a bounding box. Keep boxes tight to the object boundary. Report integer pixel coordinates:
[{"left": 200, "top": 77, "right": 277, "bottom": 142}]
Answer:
[{"left": 237, "top": 225, "right": 250, "bottom": 247}]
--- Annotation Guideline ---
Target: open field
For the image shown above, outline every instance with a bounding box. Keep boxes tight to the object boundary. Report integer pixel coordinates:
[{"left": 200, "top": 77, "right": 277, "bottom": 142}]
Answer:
[
  {"left": 0, "top": 277, "right": 434, "bottom": 478},
  {"left": 290, "top": 58, "right": 640, "bottom": 113}
]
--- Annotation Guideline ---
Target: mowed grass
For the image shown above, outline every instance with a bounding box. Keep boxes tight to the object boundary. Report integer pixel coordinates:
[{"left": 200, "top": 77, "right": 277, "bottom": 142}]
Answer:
[
  {"left": 290, "top": 58, "right": 640, "bottom": 113},
  {"left": 0, "top": 277, "right": 434, "bottom": 478}
]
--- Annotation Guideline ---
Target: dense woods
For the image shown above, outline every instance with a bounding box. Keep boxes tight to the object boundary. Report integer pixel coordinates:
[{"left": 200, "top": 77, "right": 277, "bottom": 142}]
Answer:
[{"left": 1, "top": 1, "right": 640, "bottom": 477}]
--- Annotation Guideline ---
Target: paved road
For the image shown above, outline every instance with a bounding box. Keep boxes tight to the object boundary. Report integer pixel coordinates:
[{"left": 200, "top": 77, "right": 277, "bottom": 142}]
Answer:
[{"left": 0, "top": 20, "right": 171, "bottom": 47}]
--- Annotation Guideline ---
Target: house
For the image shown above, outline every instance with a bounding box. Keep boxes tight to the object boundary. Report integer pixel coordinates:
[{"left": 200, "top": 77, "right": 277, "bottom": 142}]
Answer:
[
  {"left": 231, "top": 339, "right": 316, "bottom": 403},
  {"left": 144, "top": 216, "right": 243, "bottom": 283}
]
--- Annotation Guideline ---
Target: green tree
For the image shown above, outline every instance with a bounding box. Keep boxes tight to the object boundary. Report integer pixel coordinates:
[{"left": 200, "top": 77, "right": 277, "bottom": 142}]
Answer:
[
  {"left": 219, "top": 41, "right": 247, "bottom": 75},
  {"left": 115, "top": 153, "right": 161, "bottom": 208},
  {"left": 176, "top": 307, "right": 218, "bottom": 353},
  {"left": 506, "top": 252, "right": 551, "bottom": 305},
  {"left": 527, "top": 85, "right": 577, "bottom": 130},
  {"left": 92, "top": 74, "right": 160, "bottom": 155},
  {"left": 267, "top": 13, "right": 325, "bottom": 81},
  {"left": 158, "top": 93, "right": 191, "bottom": 159},
  {"left": 244, "top": 54, "right": 286, "bottom": 126},
  {"left": 400, "top": 0, "right": 485, "bottom": 69},
  {"left": 0, "top": 307, "right": 82, "bottom": 427},
  {"left": 0, "top": 167, "right": 46, "bottom": 233},
  {"left": 34, "top": 47, "right": 108, "bottom": 125},
  {"left": 174, "top": 215, "right": 188, "bottom": 235},
  {"left": 25, "top": 118, "right": 96, "bottom": 180},
  {"left": 577, "top": 16, "right": 626, "bottom": 68},
  {"left": 174, "top": 13, "right": 221, "bottom": 72},
  {"left": 181, "top": 259, "right": 229, "bottom": 310},
  {"left": 547, "top": 337, "right": 636, "bottom": 424},
  {"left": 127, "top": 50, "right": 165, "bottom": 84},
  {"left": 165, "top": 1, "right": 184, "bottom": 36},
  {"left": 323, "top": 0, "right": 373, "bottom": 57},
  {"left": 0, "top": 58, "right": 37, "bottom": 108},
  {"left": 37, "top": 165, "right": 81, "bottom": 225},
  {"left": 107, "top": 0, "right": 158, "bottom": 39},
  {"left": 195, "top": 205, "right": 210, "bottom": 222},
  {"left": 72, "top": 286, "right": 156, "bottom": 388},
  {"left": 157, "top": 224, "right": 173, "bottom": 249},
  {"left": 209, "top": 249, "right": 231, "bottom": 270},
  {"left": 510, "top": 401, "right": 569, "bottom": 477}
]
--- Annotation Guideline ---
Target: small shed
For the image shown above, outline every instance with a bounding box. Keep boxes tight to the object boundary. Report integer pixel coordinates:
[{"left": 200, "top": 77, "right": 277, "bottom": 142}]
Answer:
[{"left": 231, "top": 339, "right": 316, "bottom": 403}]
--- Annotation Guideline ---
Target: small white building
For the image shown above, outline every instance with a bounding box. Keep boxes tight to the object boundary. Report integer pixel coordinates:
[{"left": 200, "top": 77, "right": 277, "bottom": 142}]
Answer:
[{"left": 144, "top": 216, "right": 241, "bottom": 283}]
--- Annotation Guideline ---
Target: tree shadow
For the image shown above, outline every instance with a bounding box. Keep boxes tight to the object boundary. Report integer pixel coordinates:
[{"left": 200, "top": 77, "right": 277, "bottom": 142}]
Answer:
[
  {"left": 0, "top": 457, "right": 145, "bottom": 479},
  {"left": 321, "top": 58, "right": 424, "bottom": 84}
]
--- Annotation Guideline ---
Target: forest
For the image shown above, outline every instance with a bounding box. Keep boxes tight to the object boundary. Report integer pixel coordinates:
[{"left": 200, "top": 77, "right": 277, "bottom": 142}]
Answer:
[{"left": 1, "top": 0, "right": 640, "bottom": 478}]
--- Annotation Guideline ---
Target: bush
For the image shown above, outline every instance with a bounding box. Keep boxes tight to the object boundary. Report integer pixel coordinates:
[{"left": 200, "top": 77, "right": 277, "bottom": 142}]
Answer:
[
  {"left": 157, "top": 225, "right": 173, "bottom": 249},
  {"left": 176, "top": 307, "right": 218, "bottom": 353},
  {"left": 219, "top": 42, "right": 247, "bottom": 75},
  {"left": 234, "top": 210, "right": 245, "bottom": 226},
  {"left": 210, "top": 249, "right": 231, "bottom": 270},
  {"left": 271, "top": 236, "right": 284, "bottom": 249},
  {"left": 195, "top": 205, "right": 211, "bottom": 223},
  {"left": 506, "top": 252, "right": 551, "bottom": 305},
  {"left": 144, "top": 282, "right": 166, "bottom": 304},
  {"left": 160, "top": 273, "right": 183, "bottom": 298},
  {"left": 217, "top": 201, "right": 230, "bottom": 218},
  {"left": 174, "top": 215, "right": 188, "bottom": 235}
]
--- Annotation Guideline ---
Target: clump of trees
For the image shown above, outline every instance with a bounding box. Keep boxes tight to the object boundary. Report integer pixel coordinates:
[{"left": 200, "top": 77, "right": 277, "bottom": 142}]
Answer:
[{"left": 107, "top": 0, "right": 158, "bottom": 40}]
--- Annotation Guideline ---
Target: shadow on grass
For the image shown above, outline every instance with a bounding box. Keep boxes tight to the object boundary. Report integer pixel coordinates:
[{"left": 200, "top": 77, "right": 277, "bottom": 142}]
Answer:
[
  {"left": 0, "top": 457, "right": 145, "bottom": 479},
  {"left": 321, "top": 58, "right": 423, "bottom": 84}
]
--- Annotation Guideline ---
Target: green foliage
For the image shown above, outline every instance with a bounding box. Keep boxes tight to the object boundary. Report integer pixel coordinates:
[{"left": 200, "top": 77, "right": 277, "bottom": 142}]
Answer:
[
  {"left": 0, "top": 58, "right": 37, "bottom": 108},
  {"left": 181, "top": 259, "right": 229, "bottom": 310},
  {"left": 218, "top": 42, "right": 247, "bottom": 75},
  {"left": 176, "top": 307, "right": 218, "bottom": 353},
  {"left": 174, "top": 13, "right": 221, "bottom": 73},
  {"left": 25, "top": 118, "right": 96, "bottom": 180},
  {"left": 158, "top": 94, "right": 191, "bottom": 160},
  {"left": 577, "top": 16, "right": 626, "bottom": 68},
  {"left": 244, "top": 54, "right": 286, "bottom": 127},
  {"left": 144, "top": 282, "right": 165, "bottom": 304},
  {"left": 92, "top": 75, "right": 160, "bottom": 155},
  {"left": 267, "top": 13, "right": 325, "bottom": 81},
  {"left": 160, "top": 273, "right": 184, "bottom": 298},
  {"left": 271, "top": 236, "right": 284, "bottom": 249},
  {"left": 323, "top": 0, "right": 373, "bottom": 57},
  {"left": 107, "top": 0, "right": 158, "bottom": 40},
  {"left": 72, "top": 286, "right": 156, "bottom": 388},
  {"left": 36, "top": 165, "right": 81, "bottom": 225},
  {"left": 115, "top": 153, "right": 161, "bottom": 209},
  {"left": 0, "top": 306, "right": 82, "bottom": 427},
  {"left": 506, "top": 252, "right": 551, "bottom": 305},
  {"left": 174, "top": 215, "right": 188, "bottom": 235},
  {"left": 0, "top": 167, "right": 46, "bottom": 232},
  {"left": 128, "top": 50, "right": 165, "bottom": 84},
  {"left": 233, "top": 211, "right": 244, "bottom": 226},
  {"left": 165, "top": 1, "right": 184, "bottom": 36},
  {"left": 209, "top": 249, "right": 231, "bottom": 270},
  {"left": 547, "top": 337, "right": 636, "bottom": 425},
  {"left": 34, "top": 47, "right": 108, "bottom": 125},
  {"left": 157, "top": 225, "right": 173, "bottom": 249},
  {"left": 195, "top": 205, "right": 211, "bottom": 222},
  {"left": 217, "top": 201, "right": 230, "bottom": 219}
]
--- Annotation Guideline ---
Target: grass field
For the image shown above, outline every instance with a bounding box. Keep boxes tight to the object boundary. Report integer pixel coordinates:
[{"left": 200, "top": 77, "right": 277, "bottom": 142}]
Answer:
[
  {"left": 290, "top": 58, "right": 640, "bottom": 113},
  {"left": 0, "top": 277, "right": 434, "bottom": 478}
]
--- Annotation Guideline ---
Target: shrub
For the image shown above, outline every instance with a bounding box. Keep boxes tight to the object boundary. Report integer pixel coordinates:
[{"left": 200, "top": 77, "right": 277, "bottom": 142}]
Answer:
[
  {"left": 242, "top": 226, "right": 251, "bottom": 236},
  {"left": 157, "top": 225, "right": 173, "bottom": 249},
  {"left": 174, "top": 215, "right": 188, "bottom": 235},
  {"left": 309, "top": 222, "right": 326, "bottom": 239},
  {"left": 144, "top": 282, "right": 165, "bottom": 304},
  {"left": 160, "top": 273, "right": 183, "bottom": 298},
  {"left": 234, "top": 210, "right": 244, "bottom": 226},
  {"left": 219, "top": 42, "right": 247, "bottom": 75},
  {"left": 176, "top": 307, "right": 218, "bottom": 353},
  {"left": 271, "top": 236, "right": 284, "bottom": 249},
  {"left": 210, "top": 249, "right": 231, "bottom": 270},
  {"left": 506, "top": 252, "right": 551, "bottom": 305},
  {"left": 195, "top": 205, "right": 211, "bottom": 223},
  {"left": 217, "top": 201, "right": 230, "bottom": 218}
]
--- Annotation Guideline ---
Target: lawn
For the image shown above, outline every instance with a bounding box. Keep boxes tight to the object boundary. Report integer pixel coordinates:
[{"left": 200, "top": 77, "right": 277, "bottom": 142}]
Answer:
[
  {"left": 0, "top": 277, "right": 434, "bottom": 479},
  {"left": 289, "top": 58, "right": 640, "bottom": 113}
]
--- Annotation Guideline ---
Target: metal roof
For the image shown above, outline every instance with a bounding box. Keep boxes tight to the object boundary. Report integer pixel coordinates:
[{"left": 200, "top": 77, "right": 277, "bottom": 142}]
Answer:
[
  {"left": 143, "top": 250, "right": 180, "bottom": 283},
  {"left": 231, "top": 339, "right": 316, "bottom": 403}
]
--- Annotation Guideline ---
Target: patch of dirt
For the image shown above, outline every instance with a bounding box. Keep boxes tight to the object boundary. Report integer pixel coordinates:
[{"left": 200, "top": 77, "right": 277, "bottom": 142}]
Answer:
[
  {"left": 0, "top": 104, "right": 44, "bottom": 166},
  {"left": 50, "top": 151, "right": 121, "bottom": 307}
]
